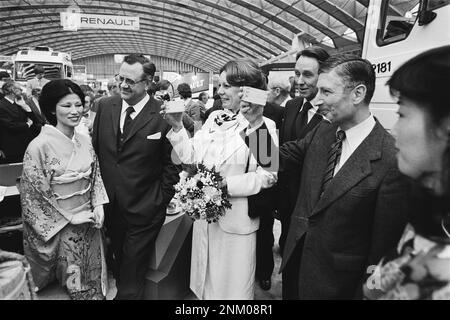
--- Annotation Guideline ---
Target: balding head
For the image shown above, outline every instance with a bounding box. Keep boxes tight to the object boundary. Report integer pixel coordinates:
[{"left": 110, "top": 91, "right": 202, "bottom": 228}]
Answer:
[{"left": 267, "top": 73, "right": 291, "bottom": 105}]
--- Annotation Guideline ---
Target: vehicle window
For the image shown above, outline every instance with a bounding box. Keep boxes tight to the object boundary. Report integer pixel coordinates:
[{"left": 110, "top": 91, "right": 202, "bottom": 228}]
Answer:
[
  {"left": 377, "top": 0, "right": 420, "bottom": 45},
  {"left": 65, "top": 65, "right": 73, "bottom": 78},
  {"left": 15, "top": 62, "right": 63, "bottom": 81},
  {"left": 428, "top": 0, "right": 450, "bottom": 10}
]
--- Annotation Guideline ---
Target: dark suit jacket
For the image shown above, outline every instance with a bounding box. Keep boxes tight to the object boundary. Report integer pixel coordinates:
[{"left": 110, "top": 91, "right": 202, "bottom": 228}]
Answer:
[
  {"left": 92, "top": 95, "right": 180, "bottom": 225},
  {"left": 26, "top": 98, "right": 47, "bottom": 127},
  {"left": 263, "top": 102, "right": 284, "bottom": 130},
  {"left": 279, "top": 120, "right": 409, "bottom": 299},
  {"left": 277, "top": 97, "right": 322, "bottom": 220},
  {"left": 0, "top": 98, "right": 38, "bottom": 162}
]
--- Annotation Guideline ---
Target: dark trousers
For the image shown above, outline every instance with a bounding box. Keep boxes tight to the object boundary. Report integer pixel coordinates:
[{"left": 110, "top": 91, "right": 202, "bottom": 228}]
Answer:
[
  {"left": 255, "top": 213, "right": 275, "bottom": 280},
  {"left": 278, "top": 213, "right": 291, "bottom": 255},
  {"left": 106, "top": 199, "right": 165, "bottom": 300},
  {"left": 282, "top": 236, "right": 304, "bottom": 300}
]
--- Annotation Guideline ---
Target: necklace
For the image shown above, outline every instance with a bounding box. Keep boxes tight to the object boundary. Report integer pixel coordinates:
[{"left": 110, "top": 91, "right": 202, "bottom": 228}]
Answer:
[{"left": 441, "top": 218, "right": 450, "bottom": 238}]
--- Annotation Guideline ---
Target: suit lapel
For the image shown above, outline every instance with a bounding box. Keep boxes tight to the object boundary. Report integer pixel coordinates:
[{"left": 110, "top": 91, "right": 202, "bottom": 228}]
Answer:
[
  {"left": 310, "top": 122, "right": 384, "bottom": 217},
  {"left": 283, "top": 97, "right": 303, "bottom": 142},
  {"left": 111, "top": 96, "right": 122, "bottom": 139},
  {"left": 301, "top": 112, "right": 323, "bottom": 138},
  {"left": 308, "top": 124, "right": 338, "bottom": 208},
  {"left": 219, "top": 119, "right": 247, "bottom": 168},
  {"left": 122, "top": 98, "right": 157, "bottom": 144}
]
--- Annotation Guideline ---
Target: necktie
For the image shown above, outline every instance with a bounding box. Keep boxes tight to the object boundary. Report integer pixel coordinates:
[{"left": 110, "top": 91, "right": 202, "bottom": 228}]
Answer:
[
  {"left": 295, "top": 101, "right": 313, "bottom": 138},
  {"left": 320, "top": 130, "right": 346, "bottom": 196},
  {"left": 122, "top": 106, "right": 135, "bottom": 138}
]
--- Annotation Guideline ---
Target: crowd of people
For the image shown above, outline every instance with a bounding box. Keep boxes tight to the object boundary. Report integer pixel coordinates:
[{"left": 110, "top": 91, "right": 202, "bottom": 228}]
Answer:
[{"left": 0, "top": 44, "right": 449, "bottom": 300}]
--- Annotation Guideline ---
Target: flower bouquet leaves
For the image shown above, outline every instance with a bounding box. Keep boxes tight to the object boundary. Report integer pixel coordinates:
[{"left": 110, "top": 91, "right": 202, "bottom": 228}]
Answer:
[{"left": 174, "top": 162, "right": 232, "bottom": 223}]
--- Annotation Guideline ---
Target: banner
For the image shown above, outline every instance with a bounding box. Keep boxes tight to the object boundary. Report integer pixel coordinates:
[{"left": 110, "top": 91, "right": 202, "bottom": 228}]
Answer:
[
  {"left": 61, "top": 12, "right": 139, "bottom": 31},
  {"left": 172, "top": 72, "right": 210, "bottom": 94}
]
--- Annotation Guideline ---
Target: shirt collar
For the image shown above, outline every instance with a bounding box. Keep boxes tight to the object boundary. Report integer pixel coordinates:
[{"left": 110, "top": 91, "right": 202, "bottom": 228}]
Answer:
[
  {"left": 121, "top": 93, "right": 150, "bottom": 115},
  {"left": 338, "top": 114, "right": 376, "bottom": 150},
  {"left": 305, "top": 96, "right": 319, "bottom": 113},
  {"left": 5, "top": 97, "right": 14, "bottom": 104}
]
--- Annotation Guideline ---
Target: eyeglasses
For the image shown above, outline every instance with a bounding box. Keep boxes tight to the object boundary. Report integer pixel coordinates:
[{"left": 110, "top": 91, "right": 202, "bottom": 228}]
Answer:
[{"left": 115, "top": 75, "right": 146, "bottom": 87}]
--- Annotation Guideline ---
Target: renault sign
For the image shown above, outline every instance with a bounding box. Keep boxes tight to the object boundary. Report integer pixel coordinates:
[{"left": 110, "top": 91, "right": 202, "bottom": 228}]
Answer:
[{"left": 61, "top": 12, "right": 139, "bottom": 31}]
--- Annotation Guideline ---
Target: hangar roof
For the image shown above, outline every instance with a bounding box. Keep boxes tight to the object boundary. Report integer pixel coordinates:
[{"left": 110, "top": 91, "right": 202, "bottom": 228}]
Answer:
[{"left": 0, "top": 0, "right": 404, "bottom": 72}]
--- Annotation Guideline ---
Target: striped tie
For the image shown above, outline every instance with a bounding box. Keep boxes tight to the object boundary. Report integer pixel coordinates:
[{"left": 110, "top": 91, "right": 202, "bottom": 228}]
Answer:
[{"left": 320, "top": 130, "right": 346, "bottom": 197}]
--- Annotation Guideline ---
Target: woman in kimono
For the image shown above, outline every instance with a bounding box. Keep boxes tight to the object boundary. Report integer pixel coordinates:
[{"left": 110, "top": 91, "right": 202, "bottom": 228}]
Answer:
[
  {"left": 363, "top": 46, "right": 450, "bottom": 299},
  {"left": 162, "top": 58, "right": 278, "bottom": 300},
  {"left": 20, "top": 79, "right": 109, "bottom": 300}
]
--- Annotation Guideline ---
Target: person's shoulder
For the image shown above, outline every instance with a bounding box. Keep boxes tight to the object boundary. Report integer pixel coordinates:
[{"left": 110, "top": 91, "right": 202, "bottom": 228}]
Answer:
[
  {"left": 285, "top": 96, "right": 302, "bottom": 108},
  {"left": 97, "top": 95, "right": 120, "bottom": 109},
  {"left": 74, "top": 131, "right": 92, "bottom": 145},
  {"left": 262, "top": 116, "right": 276, "bottom": 130},
  {"left": 26, "top": 130, "right": 48, "bottom": 153}
]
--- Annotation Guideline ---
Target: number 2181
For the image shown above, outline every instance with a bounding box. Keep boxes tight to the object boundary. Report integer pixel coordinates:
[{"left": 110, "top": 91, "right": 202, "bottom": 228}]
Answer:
[{"left": 372, "top": 61, "right": 391, "bottom": 74}]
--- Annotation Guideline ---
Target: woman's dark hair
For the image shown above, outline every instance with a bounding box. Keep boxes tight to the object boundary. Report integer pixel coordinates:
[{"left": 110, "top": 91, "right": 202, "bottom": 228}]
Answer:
[
  {"left": 177, "top": 83, "right": 192, "bottom": 99},
  {"left": 219, "top": 58, "right": 267, "bottom": 90},
  {"left": 39, "top": 79, "right": 85, "bottom": 126},
  {"left": 387, "top": 45, "right": 450, "bottom": 126},
  {"left": 388, "top": 46, "right": 450, "bottom": 241}
]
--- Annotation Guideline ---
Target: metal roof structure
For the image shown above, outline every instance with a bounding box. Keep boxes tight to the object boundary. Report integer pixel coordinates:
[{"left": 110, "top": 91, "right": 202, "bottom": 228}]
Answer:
[{"left": 1, "top": 1, "right": 379, "bottom": 72}]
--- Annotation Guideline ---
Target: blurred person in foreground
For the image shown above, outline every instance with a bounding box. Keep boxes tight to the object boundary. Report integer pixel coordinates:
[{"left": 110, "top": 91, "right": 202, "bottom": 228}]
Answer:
[
  {"left": 20, "top": 79, "right": 109, "bottom": 300},
  {"left": 364, "top": 45, "right": 450, "bottom": 300}
]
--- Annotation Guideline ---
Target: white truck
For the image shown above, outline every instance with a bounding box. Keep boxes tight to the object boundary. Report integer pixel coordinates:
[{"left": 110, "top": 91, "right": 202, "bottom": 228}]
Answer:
[
  {"left": 362, "top": 0, "right": 450, "bottom": 130},
  {"left": 13, "top": 46, "right": 73, "bottom": 89}
]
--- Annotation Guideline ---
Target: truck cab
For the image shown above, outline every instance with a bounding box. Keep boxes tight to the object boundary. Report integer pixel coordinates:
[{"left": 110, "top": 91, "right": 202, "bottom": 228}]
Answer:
[
  {"left": 13, "top": 46, "right": 73, "bottom": 89},
  {"left": 362, "top": 0, "right": 450, "bottom": 130}
]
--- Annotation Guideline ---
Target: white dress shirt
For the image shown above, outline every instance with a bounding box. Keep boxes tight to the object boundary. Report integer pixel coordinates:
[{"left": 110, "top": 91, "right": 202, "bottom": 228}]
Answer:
[
  {"left": 32, "top": 97, "right": 41, "bottom": 113},
  {"left": 298, "top": 99, "right": 321, "bottom": 123},
  {"left": 119, "top": 94, "right": 149, "bottom": 133},
  {"left": 334, "top": 114, "right": 376, "bottom": 176}
]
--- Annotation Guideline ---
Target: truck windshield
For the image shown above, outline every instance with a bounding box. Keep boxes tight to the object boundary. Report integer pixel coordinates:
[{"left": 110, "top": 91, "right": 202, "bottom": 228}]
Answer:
[{"left": 14, "top": 62, "right": 63, "bottom": 81}]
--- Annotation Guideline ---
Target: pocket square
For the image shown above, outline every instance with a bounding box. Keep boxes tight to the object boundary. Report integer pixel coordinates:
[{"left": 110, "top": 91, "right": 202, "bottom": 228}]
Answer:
[{"left": 147, "top": 132, "right": 161, "bottom": 140}]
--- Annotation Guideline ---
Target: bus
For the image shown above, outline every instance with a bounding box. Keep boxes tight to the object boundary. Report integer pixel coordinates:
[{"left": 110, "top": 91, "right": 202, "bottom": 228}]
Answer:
[
  {"left": 362, "top": 0, "right": 450, "bottom": 130},
  {"left": 13, "top": 46, "right": 73, "bottom": 88}
]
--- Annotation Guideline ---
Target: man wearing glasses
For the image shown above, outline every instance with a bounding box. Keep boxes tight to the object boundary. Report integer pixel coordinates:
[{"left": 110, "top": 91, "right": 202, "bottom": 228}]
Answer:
[{"left": 92, "top": 54, "right": 180, "bottom": 300}]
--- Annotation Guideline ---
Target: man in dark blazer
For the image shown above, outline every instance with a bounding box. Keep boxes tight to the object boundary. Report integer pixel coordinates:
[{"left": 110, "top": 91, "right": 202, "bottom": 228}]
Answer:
[
  {"left": 277, "top": 46, "right": 329, "bottom": 299},
  {"left": 0, "top": 81, "right": 40, "bottom": 164},
  {"left": 279, "top": 55, "right": 410, "bottom": 299},
  {"left": 92, "top": 54, "right": 180, "bottom": 300},
  {"left": 26, "top": 88, "right": 47, "bottom": 127},
  {"left": 253, "top": 74, "right": 287, "bottom": 291}
]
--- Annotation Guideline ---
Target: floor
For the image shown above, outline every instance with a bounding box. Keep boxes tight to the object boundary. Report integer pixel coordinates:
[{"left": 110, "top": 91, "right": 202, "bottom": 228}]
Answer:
[{"left": 37, "top": 220, "right": 283, "bottom": 300}]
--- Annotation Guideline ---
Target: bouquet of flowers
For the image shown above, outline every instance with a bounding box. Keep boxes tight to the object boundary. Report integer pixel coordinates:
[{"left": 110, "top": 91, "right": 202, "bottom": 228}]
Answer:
[{"left": 174, "top": 163, "right": 232, "bottom": 223}]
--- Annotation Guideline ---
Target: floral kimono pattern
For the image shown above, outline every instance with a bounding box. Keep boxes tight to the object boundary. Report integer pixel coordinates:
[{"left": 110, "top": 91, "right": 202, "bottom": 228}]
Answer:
[
  {"left": 365, "top": 224, "right": 450, "bottom": 300},
  {"left": 20, "top": 125, "right": 109, "bottom": 300}
]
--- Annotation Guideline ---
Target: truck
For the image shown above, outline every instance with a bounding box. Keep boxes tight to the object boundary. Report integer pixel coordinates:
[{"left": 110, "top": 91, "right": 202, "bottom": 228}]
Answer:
[
  {"left": 12, "top": 46, "right": 73, "bottom": 89},
  {"left": 362, "top": 0, "right": 450, "bottom": 130}
]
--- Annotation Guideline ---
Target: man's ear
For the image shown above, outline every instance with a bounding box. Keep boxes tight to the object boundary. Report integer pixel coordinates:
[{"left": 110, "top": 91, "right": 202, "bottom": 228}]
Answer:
[{"left": 352, "top": 84, "right": 367, "bottom": 105}]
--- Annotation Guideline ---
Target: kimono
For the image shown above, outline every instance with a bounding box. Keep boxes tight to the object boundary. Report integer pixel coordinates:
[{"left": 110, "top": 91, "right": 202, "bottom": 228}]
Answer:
[
  {"left": 20, "top": 125, "right": 109, "bottom": 300},
  {"left": 364, "top": 224, "right": 450, "bottom": 300},
  {"left": 167, "top": 110, "right": 277, "bottom": 299}
]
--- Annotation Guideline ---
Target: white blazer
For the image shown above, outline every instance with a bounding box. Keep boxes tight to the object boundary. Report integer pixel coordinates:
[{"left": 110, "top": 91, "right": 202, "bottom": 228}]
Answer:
[{"left": 167, "top": 110, "right": 278, "bottom": 234}]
